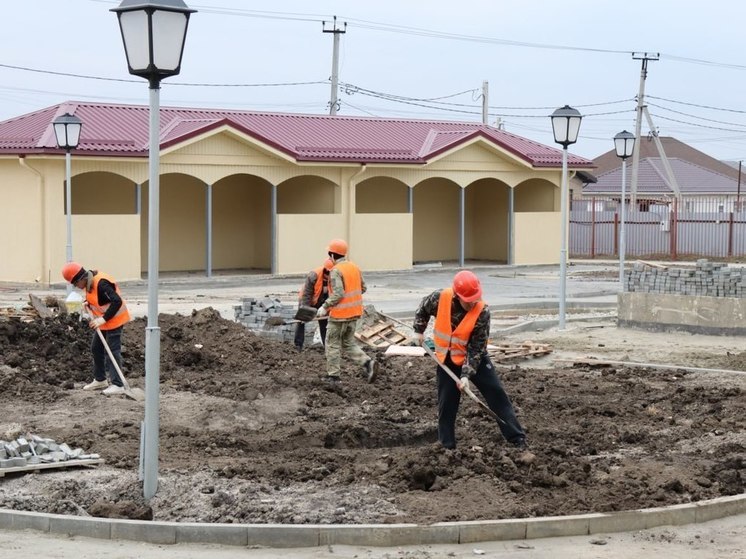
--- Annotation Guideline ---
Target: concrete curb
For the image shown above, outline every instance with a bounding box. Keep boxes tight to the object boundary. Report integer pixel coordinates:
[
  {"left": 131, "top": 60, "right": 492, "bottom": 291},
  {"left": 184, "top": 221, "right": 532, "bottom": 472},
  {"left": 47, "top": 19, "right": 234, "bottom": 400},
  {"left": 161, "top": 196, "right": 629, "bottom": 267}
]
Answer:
[{"left": 0, "top": 494, "right": 743, "bottom": 548}]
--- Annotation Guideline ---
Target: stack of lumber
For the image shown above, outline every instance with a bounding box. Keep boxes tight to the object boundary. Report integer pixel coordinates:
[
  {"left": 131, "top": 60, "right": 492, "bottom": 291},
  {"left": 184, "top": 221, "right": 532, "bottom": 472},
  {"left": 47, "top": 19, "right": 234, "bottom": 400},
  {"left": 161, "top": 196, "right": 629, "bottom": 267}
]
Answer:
[{"left": 487, "top": 341, "right": 553, "bottom": 363}]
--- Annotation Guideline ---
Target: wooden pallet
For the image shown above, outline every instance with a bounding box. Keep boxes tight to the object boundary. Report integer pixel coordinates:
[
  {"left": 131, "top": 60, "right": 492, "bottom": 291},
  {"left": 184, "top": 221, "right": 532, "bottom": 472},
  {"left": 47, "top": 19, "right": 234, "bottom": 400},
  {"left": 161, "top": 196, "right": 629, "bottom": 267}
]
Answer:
[
  {"left": 355, "top": 320, "right": 409, "bottom": 348},
  {"left": 0, "top": 458, "right": 104, "bottom": 477},
  {"left": 487, "top": 341, "right": 553, "bottom": 362}
]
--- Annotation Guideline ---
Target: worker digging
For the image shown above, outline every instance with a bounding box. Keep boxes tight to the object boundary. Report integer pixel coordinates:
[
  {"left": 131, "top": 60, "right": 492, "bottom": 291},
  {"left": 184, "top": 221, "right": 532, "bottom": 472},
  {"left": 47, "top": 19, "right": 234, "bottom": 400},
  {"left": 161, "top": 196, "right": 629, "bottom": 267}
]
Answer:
[
  {"left": 410, "top": 270, "right": 531, "bottom": 458},
  {"left": 60, "top": 262, "right": 132, "bottom": 397}
]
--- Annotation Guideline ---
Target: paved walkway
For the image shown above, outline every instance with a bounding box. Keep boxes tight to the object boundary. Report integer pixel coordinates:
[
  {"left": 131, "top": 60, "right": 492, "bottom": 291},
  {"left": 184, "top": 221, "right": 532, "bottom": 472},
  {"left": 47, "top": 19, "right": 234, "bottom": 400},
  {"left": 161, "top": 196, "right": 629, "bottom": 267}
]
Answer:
[{"left": 0, "top": 262, "right": 621, "bottom": 320}]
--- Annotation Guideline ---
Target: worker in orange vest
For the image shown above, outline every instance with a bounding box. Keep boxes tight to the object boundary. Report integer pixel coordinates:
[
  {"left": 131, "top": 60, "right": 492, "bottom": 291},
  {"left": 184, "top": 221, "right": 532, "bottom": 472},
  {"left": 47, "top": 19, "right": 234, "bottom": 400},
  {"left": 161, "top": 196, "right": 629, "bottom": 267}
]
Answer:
[
  {"left": 411, "top": 270, "right": 526, "bottom": 450},
  {"left": 294, "top": 257, "right": 334, "bottom": 351},
  {"left": 316, "top": 239, "right": 378, "bottom": 384},
  {"left": 61, "top": 262, "right": 131, "bottom": 396}
]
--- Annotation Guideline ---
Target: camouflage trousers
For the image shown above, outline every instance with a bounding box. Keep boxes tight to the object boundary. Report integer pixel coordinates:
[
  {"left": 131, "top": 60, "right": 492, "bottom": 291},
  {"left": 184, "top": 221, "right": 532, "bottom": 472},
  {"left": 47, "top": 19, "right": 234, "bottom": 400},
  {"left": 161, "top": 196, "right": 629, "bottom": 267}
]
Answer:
[{"left": 324, "top": 318, "right": 371, "bottom": 378}]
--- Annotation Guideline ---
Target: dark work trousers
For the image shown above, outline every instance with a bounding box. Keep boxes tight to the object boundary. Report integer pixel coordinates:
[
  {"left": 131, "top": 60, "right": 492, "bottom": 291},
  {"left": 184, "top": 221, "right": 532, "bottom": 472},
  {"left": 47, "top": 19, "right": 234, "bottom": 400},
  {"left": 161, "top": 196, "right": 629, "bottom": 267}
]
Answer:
[
  {"left": 294, "top": 317, "right": 328, "bottom": 349},
  {"left": 436, "top": 352, "right": 525, "bottom": 449},
  {"left": 91, "top": 326, "right": 124, "bottom": 387}
]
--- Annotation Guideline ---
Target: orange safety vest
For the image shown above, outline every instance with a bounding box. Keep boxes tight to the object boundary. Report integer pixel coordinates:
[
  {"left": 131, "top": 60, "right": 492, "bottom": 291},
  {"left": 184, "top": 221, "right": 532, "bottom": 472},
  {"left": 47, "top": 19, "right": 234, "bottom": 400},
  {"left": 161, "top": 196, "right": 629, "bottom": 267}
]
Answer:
[
  {"left": 298, "top": 266, "right": 327, "bottom": 307},
  {"left": 86, "top": 272, "right": 131, "bottom": 331},
  {"left": 328, "top": 261, "right": 363, "bottom": 319},
  {"left": 433, "top": 288, "right": 484, "bottom": 365}
]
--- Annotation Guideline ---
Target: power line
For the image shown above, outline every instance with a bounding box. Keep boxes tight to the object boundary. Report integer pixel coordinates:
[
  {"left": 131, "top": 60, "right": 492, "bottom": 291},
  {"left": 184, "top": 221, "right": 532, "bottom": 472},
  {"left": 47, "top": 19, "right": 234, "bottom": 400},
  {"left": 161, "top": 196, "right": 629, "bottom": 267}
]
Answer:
[{"left": 647, "top": 95, "right": 746, "bottom": 114}]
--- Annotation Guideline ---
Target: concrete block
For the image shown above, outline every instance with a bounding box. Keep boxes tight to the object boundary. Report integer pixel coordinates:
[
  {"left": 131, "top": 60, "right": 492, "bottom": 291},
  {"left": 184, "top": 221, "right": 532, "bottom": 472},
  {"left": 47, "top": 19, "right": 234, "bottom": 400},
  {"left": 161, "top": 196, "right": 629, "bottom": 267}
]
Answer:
[
  {"left": 110, "top": 519, "right": 177, "bottom": 544},
  {"left": 0, "top": 459, "right": 11, "bottom": 468},
  {"left": 638, "top": 503, "right": 697, "bottom": 529},
  {"left": 11, "top": 510, "right": 51, "bottom": 532},
  {"left": 455, "top": 519, "right": 527, "bottom": 543},
  {"left": 50, "top": 515, "right": 112, "bottom": 539},
  {"left": 695, "top": 495, "right": 746, "bottom": 523},
  {"left": 525, "top": 514, "right": 591, "bottom": 539},
  {"left": 246, "top": 524, "right": 319, "bottom": 547},
  {"left": 589, "top": 510, "right": 648, "bottom": 534},
  {"left": 16, "top": 438, "right": 29, "bottom": 452},
  {"left": 319, "top": 524, "right": 432, "bottom": 546},
  {"left": 176, "top": 523, "right": 248, "bottom": 546}
]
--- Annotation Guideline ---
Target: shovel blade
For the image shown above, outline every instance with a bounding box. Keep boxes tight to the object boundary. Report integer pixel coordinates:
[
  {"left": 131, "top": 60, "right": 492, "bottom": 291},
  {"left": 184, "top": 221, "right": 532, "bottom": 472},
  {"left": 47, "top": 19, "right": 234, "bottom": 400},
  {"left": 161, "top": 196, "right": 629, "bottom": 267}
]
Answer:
[
  {"left": 125, "top": 388, "right": 145, "bottom": 402},
  {"left": 294, "top": 305, "right": 317, "bottom": 322}
]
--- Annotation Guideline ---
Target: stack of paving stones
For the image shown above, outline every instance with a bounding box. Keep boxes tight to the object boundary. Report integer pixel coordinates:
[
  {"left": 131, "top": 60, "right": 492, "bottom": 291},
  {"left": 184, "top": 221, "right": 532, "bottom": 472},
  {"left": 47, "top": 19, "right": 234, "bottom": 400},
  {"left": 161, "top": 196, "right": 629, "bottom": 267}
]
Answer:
[
  {"left": 234, "top": 296, "right": 316, "bottom": 346},
  {"left": 0, "top": 434, "right": 99, "bottom": 469},
  {"left": 626, "top": 259, "right": 746, "bottom": 298}
]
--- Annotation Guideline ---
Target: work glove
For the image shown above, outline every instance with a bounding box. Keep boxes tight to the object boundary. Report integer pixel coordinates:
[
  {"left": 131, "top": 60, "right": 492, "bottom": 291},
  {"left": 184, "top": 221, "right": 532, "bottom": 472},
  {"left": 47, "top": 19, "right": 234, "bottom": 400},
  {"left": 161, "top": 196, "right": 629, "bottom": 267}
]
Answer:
[
  {"left": 409, "top": 332, "right": 424, "bottom": 346},
  {"left": 460, "top": 364, "right": 476, "bottom": 381},
  {"left": 88, "top": 317, "right": 106, "bottom": 329},
  {"left": 316, "top": 306, "right": 328, "bottom": 318}
]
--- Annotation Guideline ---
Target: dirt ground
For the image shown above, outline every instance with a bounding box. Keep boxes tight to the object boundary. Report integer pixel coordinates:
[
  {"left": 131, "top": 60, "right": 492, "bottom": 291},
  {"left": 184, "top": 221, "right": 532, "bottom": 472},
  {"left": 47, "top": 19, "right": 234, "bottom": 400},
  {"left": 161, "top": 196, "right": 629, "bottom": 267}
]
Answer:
[{"left": 0, "top": 306, "right": 744, "bottom": 526}]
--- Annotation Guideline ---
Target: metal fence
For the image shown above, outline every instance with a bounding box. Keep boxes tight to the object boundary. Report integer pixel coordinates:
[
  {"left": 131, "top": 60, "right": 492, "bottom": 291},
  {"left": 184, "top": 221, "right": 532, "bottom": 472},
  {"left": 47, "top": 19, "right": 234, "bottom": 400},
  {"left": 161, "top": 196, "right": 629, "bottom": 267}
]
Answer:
[{"left": 571, "top": 197, "right": 746, "bottom": 259}]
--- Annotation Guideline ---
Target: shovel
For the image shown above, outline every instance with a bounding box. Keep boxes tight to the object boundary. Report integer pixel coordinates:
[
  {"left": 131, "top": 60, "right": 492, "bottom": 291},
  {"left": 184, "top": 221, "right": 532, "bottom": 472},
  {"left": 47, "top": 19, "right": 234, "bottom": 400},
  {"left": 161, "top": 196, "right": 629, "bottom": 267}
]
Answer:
[
  {"left": 420, "top": 342, "right": 505, "bottom": 425},
  {"left": 264, "top": 304, "right": 329, "bottom": 327},
  {"left": 93, "top": 326, "right": 145, "bottom": 402}
]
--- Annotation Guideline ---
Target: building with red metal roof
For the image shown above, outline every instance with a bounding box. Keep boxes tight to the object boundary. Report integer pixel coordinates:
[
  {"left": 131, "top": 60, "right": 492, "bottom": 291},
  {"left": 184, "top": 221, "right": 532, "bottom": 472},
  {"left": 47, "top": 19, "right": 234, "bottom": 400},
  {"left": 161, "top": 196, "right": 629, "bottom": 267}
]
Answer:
[{"left": 0, "top": 101, "right": 592, "bottom": 283}]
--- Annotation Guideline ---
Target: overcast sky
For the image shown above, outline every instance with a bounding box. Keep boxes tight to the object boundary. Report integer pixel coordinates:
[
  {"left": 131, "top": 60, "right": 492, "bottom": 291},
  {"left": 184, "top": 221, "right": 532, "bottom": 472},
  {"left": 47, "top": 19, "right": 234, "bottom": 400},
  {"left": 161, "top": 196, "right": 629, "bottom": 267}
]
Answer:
[{"left": 3, "top": 0, "right": 746, "bottom": 162}]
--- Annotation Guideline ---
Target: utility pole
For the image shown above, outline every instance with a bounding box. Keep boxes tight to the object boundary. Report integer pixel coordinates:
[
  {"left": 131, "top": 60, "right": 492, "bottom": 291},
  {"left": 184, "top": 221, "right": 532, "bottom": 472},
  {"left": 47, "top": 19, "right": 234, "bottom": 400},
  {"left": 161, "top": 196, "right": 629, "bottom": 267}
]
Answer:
[
  {"left": 738, "top": 161, "right": 742, "bottom": 210},
  {"left": 630, "top": 52, "right": 659, "bottom": 206},
  {"left": 323, "top": 16, "right": 346, "bottom": 116},
  {"left": 481, "top": 80, "right": 489, "bottom": 124}
]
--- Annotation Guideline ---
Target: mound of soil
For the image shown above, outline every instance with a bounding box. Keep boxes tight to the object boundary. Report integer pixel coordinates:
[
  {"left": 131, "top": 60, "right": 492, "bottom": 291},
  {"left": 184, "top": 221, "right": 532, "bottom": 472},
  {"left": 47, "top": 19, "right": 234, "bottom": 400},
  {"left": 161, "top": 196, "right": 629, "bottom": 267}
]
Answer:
[{"left": 0, "top": 310, "right": 744, "bottom": 524}]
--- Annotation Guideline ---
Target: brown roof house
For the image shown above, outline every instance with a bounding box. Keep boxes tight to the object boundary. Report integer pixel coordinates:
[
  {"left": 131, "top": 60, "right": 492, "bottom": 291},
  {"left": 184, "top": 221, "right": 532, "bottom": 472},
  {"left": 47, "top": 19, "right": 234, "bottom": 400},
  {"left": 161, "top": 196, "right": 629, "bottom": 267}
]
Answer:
[
  {"left": 581, "top": 137, "right": 744, "bottom": 210},
  {"left": 0, "top": 101, "right": 592, "bottom": 283}
]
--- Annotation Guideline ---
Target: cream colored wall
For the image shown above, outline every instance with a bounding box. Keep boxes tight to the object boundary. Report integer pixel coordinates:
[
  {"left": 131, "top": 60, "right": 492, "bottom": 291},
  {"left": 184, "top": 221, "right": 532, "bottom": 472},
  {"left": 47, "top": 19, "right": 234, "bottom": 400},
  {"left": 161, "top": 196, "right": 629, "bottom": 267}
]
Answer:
[
  {"left": 138, "top": 175, "right": 202, "bottom": 273},
  {"left": 0, "top": 130, "right": 576, "bottom": 283},
  {"left": 0, "top": 159, "right": 45, "bottom": 282},
  {"left": 278, "top": 175, "right": 336, "bottom": 213},
  {"left": 351, "top": 214, "right": 412, "bottom": 271},
  {"left": 514, "top": 178, "right": 557, "bottom": 211},
  {"left": 211, "top": 175, "right": 271, "bottom": 270},
  {"left": 413, "top": 178, "right": 461, "bottom": 262},
  {"left": 356, "top": 177, "right": 409, "bottom": 213},
  {"left": 276, "top": 214, "right": 346, "bottom": 274},
  {"left": 465, "top": 179, "right": 509, "bottom": 261},
  {"left": 514, "top": 212, "right": 561, "bottom": 265},
  {"left": 72, "top": 215, "right": 141, "bottom": 281},
  {"left": 72, "top": 172, "right": 138, "bottom": 214}
]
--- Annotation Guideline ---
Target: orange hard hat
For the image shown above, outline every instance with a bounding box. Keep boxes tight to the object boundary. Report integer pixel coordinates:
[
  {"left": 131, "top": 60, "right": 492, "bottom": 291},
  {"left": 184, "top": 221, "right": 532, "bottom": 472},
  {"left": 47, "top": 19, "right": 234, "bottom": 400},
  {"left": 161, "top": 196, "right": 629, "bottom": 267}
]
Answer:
[
  {"left": 327, "top": 238, "right": 348, "bottom": 256},
  {"left": 323, "top": 258, "right": 334, "bottom": 271},
  {"left": 61, "top": 262, "right": 85, "bottom": 283},
  {"left": 452, "top": 270, "right": 482, "bottom": 303}
]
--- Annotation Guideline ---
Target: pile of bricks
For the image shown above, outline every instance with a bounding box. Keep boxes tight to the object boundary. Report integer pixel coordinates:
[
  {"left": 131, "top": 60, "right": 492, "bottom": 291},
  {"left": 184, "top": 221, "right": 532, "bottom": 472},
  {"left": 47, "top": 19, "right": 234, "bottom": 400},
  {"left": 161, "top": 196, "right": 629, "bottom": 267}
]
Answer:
[
  {"left": 233, "top": 296, "right": 317, "bottom": 345},
  {"left": 626, "top": 260, "right": 746, "bottom": 298},
  {"left": 1, "top": 434, "right": 99, "bottom": 469}
]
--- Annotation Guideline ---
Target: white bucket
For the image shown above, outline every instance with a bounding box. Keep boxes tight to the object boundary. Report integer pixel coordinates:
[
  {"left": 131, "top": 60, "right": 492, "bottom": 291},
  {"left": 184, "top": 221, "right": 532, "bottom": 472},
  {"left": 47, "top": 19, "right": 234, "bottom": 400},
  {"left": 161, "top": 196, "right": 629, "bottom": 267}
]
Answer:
[{"left": 65, "top": 291, "right": 84, "bottom": 314}]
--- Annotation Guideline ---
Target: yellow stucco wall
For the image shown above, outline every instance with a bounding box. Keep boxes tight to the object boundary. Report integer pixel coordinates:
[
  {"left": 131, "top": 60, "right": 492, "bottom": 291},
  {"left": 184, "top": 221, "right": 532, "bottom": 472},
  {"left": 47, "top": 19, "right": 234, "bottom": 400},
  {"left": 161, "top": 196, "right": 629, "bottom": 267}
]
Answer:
[
  {"left": 0, "top": 129, "right": 573, "bottom": 284},
  {"left": 514, "top": 212, "right": 561, "bottom": 265},
  {"left": 72, "top": 215, "right": 141, "bottom": 281}
]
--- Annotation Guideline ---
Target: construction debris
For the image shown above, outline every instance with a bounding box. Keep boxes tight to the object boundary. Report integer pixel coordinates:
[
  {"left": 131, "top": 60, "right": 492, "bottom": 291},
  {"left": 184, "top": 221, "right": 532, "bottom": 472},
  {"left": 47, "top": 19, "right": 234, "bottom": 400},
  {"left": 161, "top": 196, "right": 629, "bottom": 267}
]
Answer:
[
  {"left": 0, "top": 432, "right": 102, "bottom": 476},
  {"left": 355, "top": 305, "right": 409, "bottom": 348},
  {"left": 487, "top": 341, "right": 553, "bottom": 363}
]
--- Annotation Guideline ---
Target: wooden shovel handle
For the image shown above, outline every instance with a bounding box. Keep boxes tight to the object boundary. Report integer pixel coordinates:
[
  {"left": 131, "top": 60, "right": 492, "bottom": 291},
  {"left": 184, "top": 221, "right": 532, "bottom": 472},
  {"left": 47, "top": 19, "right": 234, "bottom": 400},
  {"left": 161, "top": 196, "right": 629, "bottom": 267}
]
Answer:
[
  {"left": 94, "top": 326, "right": 131, "bottom": 391},
  {"left": 420, "top": 343, "right": 504, "bottom": 425}
]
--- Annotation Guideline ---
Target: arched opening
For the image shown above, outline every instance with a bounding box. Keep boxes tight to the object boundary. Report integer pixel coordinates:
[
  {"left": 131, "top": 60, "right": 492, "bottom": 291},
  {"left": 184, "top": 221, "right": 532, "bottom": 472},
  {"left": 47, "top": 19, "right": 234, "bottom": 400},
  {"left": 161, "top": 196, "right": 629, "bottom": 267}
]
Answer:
[
  {"left": 412, "top": 177, "right": 460, "bottom": 263},
  {"left": 465, "top": 178, "right": 510, "bottom": 262},
  {"left": 356, "top": 176, "right": 409, "bottom": 213}
]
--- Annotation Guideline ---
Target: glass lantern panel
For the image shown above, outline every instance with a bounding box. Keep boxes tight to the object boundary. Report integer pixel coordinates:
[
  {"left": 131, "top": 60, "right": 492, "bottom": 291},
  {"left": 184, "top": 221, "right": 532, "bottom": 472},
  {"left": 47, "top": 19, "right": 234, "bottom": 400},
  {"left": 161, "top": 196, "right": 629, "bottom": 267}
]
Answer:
[
  {"left": 152, "top": 11, "right": 188, "bottom": 71},
  {"left": 119, "top": 10, "right": 151, "bottom": 71}
]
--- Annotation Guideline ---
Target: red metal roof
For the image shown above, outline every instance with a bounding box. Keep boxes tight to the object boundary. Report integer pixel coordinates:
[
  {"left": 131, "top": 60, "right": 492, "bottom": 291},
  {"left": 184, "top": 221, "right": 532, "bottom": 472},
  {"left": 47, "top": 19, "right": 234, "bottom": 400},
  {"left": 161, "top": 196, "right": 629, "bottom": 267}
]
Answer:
[{"left": 0, "top": 101, "right": 592, "bottom": 168}]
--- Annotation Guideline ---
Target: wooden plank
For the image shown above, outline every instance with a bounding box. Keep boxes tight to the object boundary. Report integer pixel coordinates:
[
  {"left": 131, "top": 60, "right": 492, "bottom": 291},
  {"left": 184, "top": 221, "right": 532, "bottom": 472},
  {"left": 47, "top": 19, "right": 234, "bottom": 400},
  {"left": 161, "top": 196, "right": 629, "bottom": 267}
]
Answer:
[
  {"left": 28, "top": 294, "right": 54, "bottom": 318},
  {"left": 0, "top": 458, "right": 104, "bottom": 477},
  {"left": 385, "top": 345, "right": 426, "bottom": 356}
]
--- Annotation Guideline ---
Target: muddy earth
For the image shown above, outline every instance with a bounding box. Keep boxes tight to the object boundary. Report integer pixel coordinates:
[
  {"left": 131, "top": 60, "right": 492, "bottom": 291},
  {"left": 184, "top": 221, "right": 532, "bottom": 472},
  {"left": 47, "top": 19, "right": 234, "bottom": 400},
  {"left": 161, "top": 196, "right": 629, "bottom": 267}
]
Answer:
[{"left": 0, "top": 309, "right": 744, "bottom": 525}]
